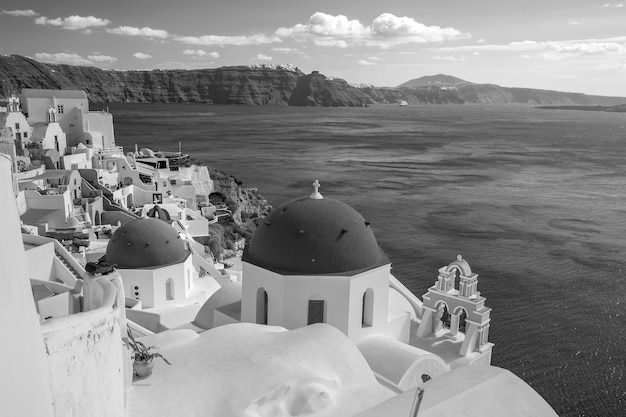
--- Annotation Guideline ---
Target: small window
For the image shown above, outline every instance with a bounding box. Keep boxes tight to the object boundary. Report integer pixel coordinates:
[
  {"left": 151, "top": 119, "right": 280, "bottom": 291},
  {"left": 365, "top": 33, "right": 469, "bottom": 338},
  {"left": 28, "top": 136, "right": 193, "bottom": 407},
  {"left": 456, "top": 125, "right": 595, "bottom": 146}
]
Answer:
[
  {"left": 15, "top": 122, "right": 20, "bottom": 130},
  {"left": 308, "top": 300, "right": 325, "bottom": 325},
  {"left": 23, "top": 132, "right": 27, "bottom": 138},
  {"left": 165, "top": 278, "right": 174, "bottom": 301}
]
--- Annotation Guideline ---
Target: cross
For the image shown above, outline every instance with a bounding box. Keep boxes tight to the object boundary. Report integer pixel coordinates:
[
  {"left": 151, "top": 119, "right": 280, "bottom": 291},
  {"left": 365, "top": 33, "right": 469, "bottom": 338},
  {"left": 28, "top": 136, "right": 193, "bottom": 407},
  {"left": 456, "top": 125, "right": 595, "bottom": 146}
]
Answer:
[
  {"left": 313, "top": 180, "right": 320, "bottom": 194},
  {"left": 309, "top": 179, "right": 323, "bottom": 200}
]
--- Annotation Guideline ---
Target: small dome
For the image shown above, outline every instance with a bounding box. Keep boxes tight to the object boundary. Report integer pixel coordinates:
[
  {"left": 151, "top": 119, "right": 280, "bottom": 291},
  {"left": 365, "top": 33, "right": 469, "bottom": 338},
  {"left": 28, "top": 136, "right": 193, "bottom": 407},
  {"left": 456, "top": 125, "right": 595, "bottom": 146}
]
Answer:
[
  {"left": 105, "top": 218, "right": 188, "bottom": 269},
  {"left": 243, "top": 196, "right": 388, "bottom": 275}
]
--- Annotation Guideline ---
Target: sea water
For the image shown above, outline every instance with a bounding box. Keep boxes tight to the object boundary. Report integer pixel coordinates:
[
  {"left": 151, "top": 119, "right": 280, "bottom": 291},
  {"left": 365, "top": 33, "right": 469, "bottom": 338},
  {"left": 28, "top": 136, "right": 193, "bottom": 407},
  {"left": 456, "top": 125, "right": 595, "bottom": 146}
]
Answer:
[{"left": 107, "top": 102, "right": 626, "bottom": 417}]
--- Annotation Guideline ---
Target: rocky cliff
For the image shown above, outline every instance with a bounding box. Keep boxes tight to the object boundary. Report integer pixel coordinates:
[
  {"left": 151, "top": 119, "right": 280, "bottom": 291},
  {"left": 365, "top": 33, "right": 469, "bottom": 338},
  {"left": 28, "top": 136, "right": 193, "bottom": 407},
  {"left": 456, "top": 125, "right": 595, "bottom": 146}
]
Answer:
[
  {"left": 0, "top": 55, "right": 302, "bottom": 105},
  {"left": 288, "top": 72, "right": 370, "bottom": 106},
  {"left": 2, "top": 54, "right": 625, "bottom": 106}
]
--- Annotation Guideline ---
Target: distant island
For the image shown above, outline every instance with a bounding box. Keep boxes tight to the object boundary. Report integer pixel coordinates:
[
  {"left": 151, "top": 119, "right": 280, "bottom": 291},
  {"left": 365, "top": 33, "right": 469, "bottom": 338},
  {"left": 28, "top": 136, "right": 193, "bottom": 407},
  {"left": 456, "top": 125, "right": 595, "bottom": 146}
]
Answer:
[
  {"left": 536, "top": 104, "right": 626, "bottom": 113},
  {"left": 2, "top": 54, "right": 626, "bottom": 107}
]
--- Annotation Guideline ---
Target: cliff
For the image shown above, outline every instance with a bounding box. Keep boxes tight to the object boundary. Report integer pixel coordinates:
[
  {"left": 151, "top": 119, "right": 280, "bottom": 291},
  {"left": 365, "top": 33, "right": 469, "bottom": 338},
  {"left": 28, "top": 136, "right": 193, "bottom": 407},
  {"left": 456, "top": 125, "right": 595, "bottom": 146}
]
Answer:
[
  {"left": 288, "top": 72, "right": 370, "bottom": 106},
  {"left": 0, "top": 55, "right": 302, "bottom": 105},
  {"left": 206, "top": 167, "right": 272, "bottom": 257},
  {"left": 2, "top": 55, "right": 625, "bottom": 106}
]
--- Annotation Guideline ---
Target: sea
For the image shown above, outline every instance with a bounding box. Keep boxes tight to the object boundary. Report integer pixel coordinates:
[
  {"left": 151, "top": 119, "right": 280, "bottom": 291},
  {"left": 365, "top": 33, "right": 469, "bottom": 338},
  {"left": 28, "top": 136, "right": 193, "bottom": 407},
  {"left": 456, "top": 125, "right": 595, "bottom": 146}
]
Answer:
[{"left": 105, "top": 102, "right": 626, "bottom": 417}]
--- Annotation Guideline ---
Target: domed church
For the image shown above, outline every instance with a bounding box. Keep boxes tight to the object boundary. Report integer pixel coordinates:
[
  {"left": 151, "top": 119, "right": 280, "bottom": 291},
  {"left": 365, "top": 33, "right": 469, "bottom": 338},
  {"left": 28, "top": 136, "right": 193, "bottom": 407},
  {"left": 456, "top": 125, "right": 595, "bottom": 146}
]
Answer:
[
  {"left": 104, "top": 218, "right": 194, "bottom": 309},
  {"left": 241, "top": 181, "right": 402, "bottom": 342}
]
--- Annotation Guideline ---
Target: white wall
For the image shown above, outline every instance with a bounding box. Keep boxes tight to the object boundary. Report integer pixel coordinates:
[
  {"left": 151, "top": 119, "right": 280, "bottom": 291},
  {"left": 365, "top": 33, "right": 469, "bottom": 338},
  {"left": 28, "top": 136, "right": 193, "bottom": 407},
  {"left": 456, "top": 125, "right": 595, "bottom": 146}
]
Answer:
[
  {"left": 42, "top": 270, "right": 130, "bottom": 417},
  {"left": 0, "top": 153, "right": 54, "bottom": 417},
  {"left": 242, "top": 262, "right": 393, "bottom": 342}
]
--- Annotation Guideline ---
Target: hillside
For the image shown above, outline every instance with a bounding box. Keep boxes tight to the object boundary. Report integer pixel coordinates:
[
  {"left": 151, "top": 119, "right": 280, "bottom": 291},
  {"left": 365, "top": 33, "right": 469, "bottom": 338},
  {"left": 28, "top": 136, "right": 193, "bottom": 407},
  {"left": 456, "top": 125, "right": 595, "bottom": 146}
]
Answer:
[
  {"left": 0, "top": 55, "right": 302, "bottom": 105},
  {"left": 396, "top": 74, "right": 626, "bottom": 106},
  {"left": 398, "top": 74, "right": 473, "bottom": 88},
  {"left": 2, "top": 55, "right": 625, "bottom": 106}
]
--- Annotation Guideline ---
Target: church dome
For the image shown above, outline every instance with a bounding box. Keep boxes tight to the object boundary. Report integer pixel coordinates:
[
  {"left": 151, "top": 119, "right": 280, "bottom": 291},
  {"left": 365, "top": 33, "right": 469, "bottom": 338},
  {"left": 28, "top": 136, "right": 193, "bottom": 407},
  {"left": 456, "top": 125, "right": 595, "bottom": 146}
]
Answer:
[
  {"left": 243, "top": 194, "right": 389, "bottom": 275},
  {"left": 105, "top": 218, "right": 189, "bottom": 269}
]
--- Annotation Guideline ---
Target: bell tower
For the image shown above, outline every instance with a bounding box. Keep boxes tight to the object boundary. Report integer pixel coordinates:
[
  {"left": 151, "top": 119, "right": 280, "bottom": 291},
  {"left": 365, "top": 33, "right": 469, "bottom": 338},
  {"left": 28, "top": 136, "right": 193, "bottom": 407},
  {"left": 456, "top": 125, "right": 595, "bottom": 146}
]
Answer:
[{"left": 417, "top": 255, "right": 492, "bottom": 359}]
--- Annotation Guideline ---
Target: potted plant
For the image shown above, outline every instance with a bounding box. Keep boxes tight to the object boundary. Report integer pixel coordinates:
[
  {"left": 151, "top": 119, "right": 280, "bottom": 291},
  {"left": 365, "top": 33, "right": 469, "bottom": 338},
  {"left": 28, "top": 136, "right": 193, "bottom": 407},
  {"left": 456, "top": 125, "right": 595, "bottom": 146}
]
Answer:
[{"left": 127, "top": 328, "right": 171, "bottom": 378}]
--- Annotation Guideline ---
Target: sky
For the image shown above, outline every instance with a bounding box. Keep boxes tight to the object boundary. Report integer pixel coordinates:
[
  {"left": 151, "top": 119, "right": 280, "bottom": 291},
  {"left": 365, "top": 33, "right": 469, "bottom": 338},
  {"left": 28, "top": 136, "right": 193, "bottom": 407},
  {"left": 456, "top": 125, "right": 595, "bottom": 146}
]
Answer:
[{"left": 1, "top": 0, "right": 626, "bottom": 96}]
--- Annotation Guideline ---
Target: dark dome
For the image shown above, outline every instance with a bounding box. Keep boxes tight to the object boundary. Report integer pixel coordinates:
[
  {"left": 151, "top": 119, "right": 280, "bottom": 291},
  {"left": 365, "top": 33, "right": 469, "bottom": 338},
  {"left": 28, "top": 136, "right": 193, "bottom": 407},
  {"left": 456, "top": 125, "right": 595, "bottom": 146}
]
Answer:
[
  {"left": 105, "top": 218, "right": 189, "bottom": 269},
  {"left": 243, "top": 196, "right": 389, "bottom": 275}
]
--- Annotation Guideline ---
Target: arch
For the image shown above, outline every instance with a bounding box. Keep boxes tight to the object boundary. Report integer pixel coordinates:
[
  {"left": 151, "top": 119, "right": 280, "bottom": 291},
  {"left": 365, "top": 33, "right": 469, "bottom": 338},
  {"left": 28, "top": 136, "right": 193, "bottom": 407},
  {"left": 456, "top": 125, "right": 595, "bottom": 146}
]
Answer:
[
  {"left": 126, "top": 194, "right": 134, "bottom": 209},
  {"left": 362, "top": 288, "right": 374, "bottom": 328},
  {"left": 256, "top": 288, "right": 268, "bottom": 325},
  {"left": 307, "top": 296, "right": 326, "bottom": 325},
  {"left": 453, "top": 306, "right": 469, "bottom": 334},
  {"left": 434, "top": 300, "right": 451, "bottom": 330},
  {"left": 165, "top": 278, "right": 174, "bottom": 301},
  {"left": 94, "top": 210, "right": 101, "bottom": 226},
  {"left": 445, "top": 255, "right": 472, "bottom": 276}
]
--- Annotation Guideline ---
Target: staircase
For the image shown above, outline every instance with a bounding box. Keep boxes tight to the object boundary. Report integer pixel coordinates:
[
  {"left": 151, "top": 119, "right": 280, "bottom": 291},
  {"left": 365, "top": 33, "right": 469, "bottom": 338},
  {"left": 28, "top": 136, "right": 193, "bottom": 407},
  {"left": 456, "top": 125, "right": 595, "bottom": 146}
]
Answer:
[{"left": 54, "top": 248, "right": 83, "bottom": 282}]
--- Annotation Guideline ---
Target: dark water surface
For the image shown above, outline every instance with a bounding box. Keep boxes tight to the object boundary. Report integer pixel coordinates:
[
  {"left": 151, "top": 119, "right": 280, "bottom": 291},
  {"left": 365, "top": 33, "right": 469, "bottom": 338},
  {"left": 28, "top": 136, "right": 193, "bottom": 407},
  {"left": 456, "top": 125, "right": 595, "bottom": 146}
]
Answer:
[{"left": 107, "top": 102, "right": 626, "bottom": 416}]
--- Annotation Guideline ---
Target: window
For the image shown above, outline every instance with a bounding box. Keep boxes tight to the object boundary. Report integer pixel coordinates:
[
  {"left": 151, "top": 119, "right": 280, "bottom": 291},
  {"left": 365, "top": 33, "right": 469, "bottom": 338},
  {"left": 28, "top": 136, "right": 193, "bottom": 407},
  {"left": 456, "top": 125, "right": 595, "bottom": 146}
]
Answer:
[
  {"left": 362, "top": 289, "right": 374, "bottom": 328},
  {"left": 23, "top": 132, "right": 27, "bottom": 138},
  {"left": 165, "top": 279, "right": 174, "bottom": 301},
  {"left": 256, "top": 288, "right": 268, "bottom": 325},
  {"left": 57, "top": 105, "right": 64, "bottom": 114},
  {"left": 15, "top": 122, "right": 20, "bottom": 130},
  {"left": 308, "top": 300, "right": 325, "bottom": 325}
]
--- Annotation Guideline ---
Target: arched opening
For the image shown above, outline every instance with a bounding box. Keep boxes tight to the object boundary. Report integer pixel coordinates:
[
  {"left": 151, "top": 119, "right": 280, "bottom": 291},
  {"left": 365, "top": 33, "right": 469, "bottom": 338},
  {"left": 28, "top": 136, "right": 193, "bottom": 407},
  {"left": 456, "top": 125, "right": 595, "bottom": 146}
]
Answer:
[
  {"left": 433, "top": 301, "right": 450, "bottom": 333},
  {"left": 308, "top": 298, "right": 325, "bottom": 325},
  {"left": 126, "top": 194, "right": 134, "bottom": 208},
  {"left": 454, "top": 307, "right": 469, "bottom": 334},
  {"left": 165, "top": 278, "right": 174, "bottom": 301},
  {"left": 256, "top": 288, "right": 268, "bottom": 325},
  {"left": 453, "top": 268, "right": 461, "bottom": 292},
  {"left": 362, "top": 288, "right": 374, "bottom": 328},
  {"left": 94, "top": 210, "right": 101, "bottom": 225}
]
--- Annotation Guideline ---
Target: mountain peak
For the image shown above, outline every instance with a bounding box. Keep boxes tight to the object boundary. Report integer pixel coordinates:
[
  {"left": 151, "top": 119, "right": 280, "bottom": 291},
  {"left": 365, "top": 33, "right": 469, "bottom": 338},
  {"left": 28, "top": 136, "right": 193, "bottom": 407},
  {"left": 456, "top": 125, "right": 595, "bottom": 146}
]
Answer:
[{"left": 397, "top": 74, "right": 473, "bottom": 89}]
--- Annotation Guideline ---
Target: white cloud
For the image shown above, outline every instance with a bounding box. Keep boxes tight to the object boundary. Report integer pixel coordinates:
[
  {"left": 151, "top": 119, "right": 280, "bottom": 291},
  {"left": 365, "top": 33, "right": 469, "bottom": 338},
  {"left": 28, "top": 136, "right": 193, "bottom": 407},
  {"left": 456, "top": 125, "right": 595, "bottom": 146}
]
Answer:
[
  {"left": 35, "top": 15, "right": 110, "bottom": 30},
  {"left": 88, "top": 54, "right": 117, "bottom": 63},
  {"left": 106, "top": 26, "right": 169, "bottom": 39},
  {"left": 133, "top": 52, "right": 152, "bottom": 59},
  {"left": 34, "top": 52, "right": 94, "bottom": 65},
  {"left": 357, "top": 59, "right": 376, "bottom": 66},
  {"left": 601, "top": 3, "right": 624, "bottom": 7},
  {"left": 272, "top": 47, "right": 302, "bottom": 54},
  {"left": 1, "top": 9, "right": 38, "bottom": 17},
  {"left": 276, "top": 12, "right": 469, "bottom": 49},
  {"left": 175, "top": 34, "right": 279, "bottom": 46},
  {"left": 595, "top": 63, "right": 626, "bottom": 70},
  {"left": 568, "top": 19, "right": 581, "bottom": 25},
  {"left": 436, "top": 38, "right": 626, "bottom": 59},
  {"left": 433, "top": 55, "right": 464, "bottom": 61},
  {"left": 256, "top": 54, "right": 272, "bottom": 61},
  {"left": 182, "top": 49, "right": 219, "bottom": 58}
]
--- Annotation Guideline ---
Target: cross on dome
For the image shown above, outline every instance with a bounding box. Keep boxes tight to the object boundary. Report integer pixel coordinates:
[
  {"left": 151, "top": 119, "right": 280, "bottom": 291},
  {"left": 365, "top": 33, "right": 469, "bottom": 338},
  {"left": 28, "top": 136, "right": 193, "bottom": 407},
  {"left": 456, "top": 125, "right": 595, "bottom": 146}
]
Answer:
[{"left": 309, "top": 180, "right": 323, "bottom": 200}]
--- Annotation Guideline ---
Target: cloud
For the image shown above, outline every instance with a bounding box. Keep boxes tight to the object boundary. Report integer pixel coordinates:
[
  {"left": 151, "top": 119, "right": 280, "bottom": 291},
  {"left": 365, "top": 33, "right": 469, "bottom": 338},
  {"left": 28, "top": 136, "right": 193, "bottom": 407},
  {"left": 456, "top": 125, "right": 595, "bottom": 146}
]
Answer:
[
  {"left": 256, "top": 54, "right": 272, "bottom": 61},
  {"left": 357, "top": 59, "right": 376, "bottom": 66},
  {"left": 276, "top": 12, "right": 469, "bottom": 49},
  {"left": 433, "top": 55, "right": 465, "bottom": 61},
  {"left": 568, "top": 19, "right": 581, "bottom": 25},
  {"left": 182, "top": 49, "right": 219, "bottom": 58},
  {"left": 272, "top": 47, "right": 303, "bottom": 54},
  {"left": 34, "top": 52, "right": 94, "bottom": 65},
  {"left": 88, "top": 54, "right": 117, "bottom": 63},
  {"left": 133, "top": 52, "right": 152, "bottom": 59},
  {"left": 35, "top": 15, "right": 111, "bottom": 30},
  {"left": 106, "top": 26, "right": 169, "bottom": 39},
  {"left": 436, "top": 37, "right": 626, "bottom": 59},
  {"left": 595, "top": 63, "right": 626, "bottom": 70},
  {"left": 174, "top": 34, "right": 279, "bottom": 46},
  {"left": 1, "top": 9, "right": 38, "bottom": 17},
  {"left": 601, "top": 3, "right": 623, "bottom": 7}
]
